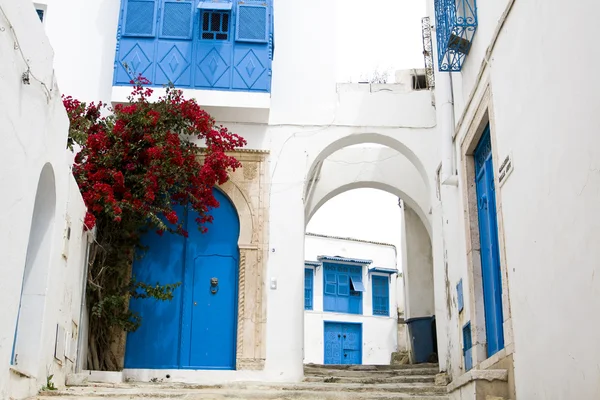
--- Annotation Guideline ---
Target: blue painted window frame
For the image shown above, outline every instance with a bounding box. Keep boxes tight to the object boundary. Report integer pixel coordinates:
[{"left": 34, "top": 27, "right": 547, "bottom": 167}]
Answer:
[
  {"left": 200, "top": 9, "right": 231, "bottom": 41},
  {"left": 457, "top": 279, "right": 464, "bottom": 312},
  {"left": 235, "top": 3, "right": 269, "bottom": 43},
  {"left": 463, "top": 322, "right": 473, "bottom": 371},
  {"left": 159, "top": 0, "right": 194, "bottom": 40},
  {"left": 122, "top": 0, "right": 158, "bottom": 38},
  {"left": 372, "top": 275, "right": 390, "bottom": 316},
  {"left": 304, "top": 268, "right": 313, "bottom": 310},
  {"left": 323, "top": 263, "right": 363, "bottom": 315}
]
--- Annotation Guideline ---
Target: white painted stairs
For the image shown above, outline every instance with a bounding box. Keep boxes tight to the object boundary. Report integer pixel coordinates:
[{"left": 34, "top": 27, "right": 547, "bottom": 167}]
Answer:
[{"left": 31, "top": 364, "right": 448, "bottom": 400}]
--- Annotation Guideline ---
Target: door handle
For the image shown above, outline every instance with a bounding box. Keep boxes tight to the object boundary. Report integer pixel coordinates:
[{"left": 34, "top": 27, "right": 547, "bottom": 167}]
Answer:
[
  {"left": 344, "top": 354, "right": 347, "bottom": 358},
  {"left": 343, "top": 335, "right": 346, "bottom": 339},
  {"left": 210, "top": 277, "right": 219, "bottom": 294},
  {"left": 337, "top": 334, "right": 341, "bottom": 338},
  {"left": 194, "top": 302, "right": 197, "bottom": 306}
]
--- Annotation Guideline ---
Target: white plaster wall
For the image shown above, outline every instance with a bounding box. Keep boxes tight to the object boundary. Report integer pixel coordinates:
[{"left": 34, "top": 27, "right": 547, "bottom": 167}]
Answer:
[
  {"left": 402, "top": 206, "right": 434, "bottom": 320},
  {"left": 0, "top": 1, "right": 89, "bottom": 398},
  {"left": 429, "top": 0, "right": 600, "bottom": 397},
  {"left": 304, "top": 234, "right": 399, "bottom": 365},
  {"left": 35, "top": 0, "right": 441, "bottom": 383}
]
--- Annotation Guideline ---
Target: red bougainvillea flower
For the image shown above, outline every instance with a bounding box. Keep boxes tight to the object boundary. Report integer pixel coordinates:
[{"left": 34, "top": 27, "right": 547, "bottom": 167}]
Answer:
[{"left": 63, "top": 76, "right": 246, "bottom": 237}]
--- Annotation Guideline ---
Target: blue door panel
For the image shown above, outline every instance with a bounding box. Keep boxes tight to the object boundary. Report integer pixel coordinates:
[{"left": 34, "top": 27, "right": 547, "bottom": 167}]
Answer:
[
  {"left": 125, "top": 189, "right": 239, "bottom": 370},
  {"left": 155, "top": 41, "right": 193, "bottom": 87},
  {"left": 232, "top": 45, "right": 269, "bottom": 91},
  {"left": 115, "top": 38, "right": 156, "bottom": 84},
  {"left": 474, "top": 128, "right": 505, "bottom": 357},
  {"left": 324, "top": 323, "right": 342, "bottom": 365},
  {"left": 187, "top": 255, "right": 237, "bottom": 369},
  {"left": 125, "top": 205, "right": 186, "bottom": 368},
  {"left": 195, "top": 43, "right": 233, "bottom": 88},
  {"left": 324, "top": 322, "right": 362, "bottom": 365}
]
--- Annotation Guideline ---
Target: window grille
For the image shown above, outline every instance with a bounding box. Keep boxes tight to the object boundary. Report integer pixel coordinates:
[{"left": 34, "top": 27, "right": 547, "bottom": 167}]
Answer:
[
  {"left": 434, "top": 0, "right": 478, "bottom": 71},
  {"left": 372, "top": 275, "right": 389, "bottom": 316},
  {"left": 201, "top": 10, "right": 230, "bottom": 40},
  {"left": 304, "top": 268, "right": 313, "bottom": 310}
]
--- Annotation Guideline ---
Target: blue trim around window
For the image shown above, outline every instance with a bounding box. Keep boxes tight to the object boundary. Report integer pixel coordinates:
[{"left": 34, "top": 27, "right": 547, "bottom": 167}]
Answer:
[
  {"left": 372, "top": 275, "right": 389, "bottom": 316},
  {"left": 304, "top": 268, "right": 313, "bottom": 310},
  {"left": 463, "top": 322, "right": 473, "bottom": 371},
  {"left": 323, "top": 262, "right": 362, "bottom": 315},
  {"left": 457, "top": 279, "right": 464, "bottom": 312}
]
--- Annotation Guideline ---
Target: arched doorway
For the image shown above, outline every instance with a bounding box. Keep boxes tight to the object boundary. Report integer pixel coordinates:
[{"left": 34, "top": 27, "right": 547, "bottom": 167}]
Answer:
[
  {"left": 124, "top": 188, "right": 240, "bottom": 370},
  {"left": 12, "top": 163, "right": 57, "bottom": 376}
]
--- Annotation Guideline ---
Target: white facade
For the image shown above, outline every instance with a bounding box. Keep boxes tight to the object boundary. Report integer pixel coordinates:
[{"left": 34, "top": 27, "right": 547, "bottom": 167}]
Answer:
[
  {"left": 303, "top": 233, "right": 401, "bottom": 365},
  {"left": 427, "top": 0, "right": 600, "bottom": 399},
  {"left": 0, "top": 1, "right": 90, "bottom": 399},
  {"left": 7, "top": 0, "right": 600, "bottom": 398}
]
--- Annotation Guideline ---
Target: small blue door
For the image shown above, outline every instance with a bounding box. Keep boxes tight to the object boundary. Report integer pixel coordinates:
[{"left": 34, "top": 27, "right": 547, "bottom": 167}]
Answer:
[
  {"left": 474, "top": 127, "right": 505, "bottom": 357},
  {"left": 324, "top": 322, "right": 362, "bottom": 365},
  {"left": 125, "top": 189, "right": 239, "bottom": 369}
]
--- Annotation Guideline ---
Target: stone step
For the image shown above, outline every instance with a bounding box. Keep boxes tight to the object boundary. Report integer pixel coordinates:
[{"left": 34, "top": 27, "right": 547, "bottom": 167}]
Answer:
[
  {"left": 303, "top": 374, "right": 436, "bottom": 384},
  {"left": 35, "top": 394, "right": 447, "bottom": 400},
  {"left": 304, "top": 363, "right": 439, "bottom": 371},
  {"left": 304, "top": 366, "right": 440, "bottom": 377},
  {"left": 31, "top": 382, "right": 448, "bottom": 399}
]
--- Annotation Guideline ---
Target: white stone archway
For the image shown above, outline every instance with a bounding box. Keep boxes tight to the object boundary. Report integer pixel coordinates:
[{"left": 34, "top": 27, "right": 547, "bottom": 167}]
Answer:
[{"left": 12, "top": 163, "right": 57, "bottom": 377}]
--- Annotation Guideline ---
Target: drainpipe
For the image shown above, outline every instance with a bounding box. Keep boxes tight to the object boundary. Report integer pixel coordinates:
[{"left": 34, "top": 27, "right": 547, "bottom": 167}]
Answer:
[{"left": 438, "top": 71, "right": 458, "bottom": 186}]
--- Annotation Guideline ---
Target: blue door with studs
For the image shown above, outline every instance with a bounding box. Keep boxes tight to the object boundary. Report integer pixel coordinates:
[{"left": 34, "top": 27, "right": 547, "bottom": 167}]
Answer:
[
  {"left": 324, "top": 322, "right": 362, "bottom": 365},
  {"left": 124, "top": 188, "right": 239, "bottom": 369},
  {"left": 474, "top": 126, "right": 504, "bottom": 357}
]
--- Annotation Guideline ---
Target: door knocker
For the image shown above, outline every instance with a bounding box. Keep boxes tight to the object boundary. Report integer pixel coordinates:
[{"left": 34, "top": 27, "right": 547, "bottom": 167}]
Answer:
[{"left": 210, "top": 277, "right": 219, "bottom": 294}]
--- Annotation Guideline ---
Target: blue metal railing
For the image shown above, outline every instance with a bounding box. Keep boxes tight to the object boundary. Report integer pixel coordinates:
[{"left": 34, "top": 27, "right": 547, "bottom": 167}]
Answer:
[{"left": 434, "top": 0, "right": 478, "bottom": 71}]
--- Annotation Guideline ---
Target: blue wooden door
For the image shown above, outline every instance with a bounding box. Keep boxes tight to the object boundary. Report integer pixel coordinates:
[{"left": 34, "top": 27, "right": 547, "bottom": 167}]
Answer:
[
  {"left": 125, "top": 189, "right": 239, "bottom": 369},
  {"left": 324, "top": 322, "right": 362, "bottom": 365},
  {"left": 474, "top": 127, "right": 505, "bottom": 357}
]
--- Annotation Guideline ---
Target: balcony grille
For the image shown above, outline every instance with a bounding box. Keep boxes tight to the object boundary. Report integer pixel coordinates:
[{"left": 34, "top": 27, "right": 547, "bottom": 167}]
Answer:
[{"left": 434, "top": 0, "right": 478, "bottom": 71}]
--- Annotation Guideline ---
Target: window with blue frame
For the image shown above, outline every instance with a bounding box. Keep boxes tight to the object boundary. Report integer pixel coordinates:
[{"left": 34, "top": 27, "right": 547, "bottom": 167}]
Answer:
[
  {"left": 463, "top": 322, "right": 473, "bottom": 371},
  {"left": 304, "top": 268, "right": 313, "bottom": 310},
  {"left": 372, "top": 275, "right": 389, "bottom": 316},
  {"left": 201, "top": 10, "right": 230, "bottom": 40},
  {"left": 323, "top": 263, "right": 364, "bottom": 315},
  {"left": 114, "top": 0, "right": 273, "bottom": 92}
]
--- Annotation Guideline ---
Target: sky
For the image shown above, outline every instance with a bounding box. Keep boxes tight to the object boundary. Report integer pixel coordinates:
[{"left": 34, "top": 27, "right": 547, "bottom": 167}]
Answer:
[
  {"left": 306, "top": 0, "right": 426, "bottom": 262},
  {"left": 334, "top": 0, "right": 427, "bottom": 82}
]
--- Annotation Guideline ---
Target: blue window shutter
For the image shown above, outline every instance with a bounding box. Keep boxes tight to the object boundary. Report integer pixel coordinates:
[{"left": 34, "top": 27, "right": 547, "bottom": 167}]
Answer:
[
  {"left": 372, "top": 275, "right": 389, "bottom": 316},
  {"left": 304, "top": 268, "right": 313, "bottom": 310},
  {"left": 457, "top": 279, "right": 464, "bottom": 312},
  {"left": 463, "top": 322, "right": 473, "bottom": 370},
  {"left": 123, "top": 0, "right": 157, "bottom": 37},
  {"left": 235, "top": 3, "right": 268, "bottom": 43},
  {"left": 160, "top": 0, "right": 194, "bottom": 39},
  {"left": 337, "top": 273, "right": 350, "bottom": 296},
  {"left": 324, "top": 270, "right": 337, "bottom": 295}
]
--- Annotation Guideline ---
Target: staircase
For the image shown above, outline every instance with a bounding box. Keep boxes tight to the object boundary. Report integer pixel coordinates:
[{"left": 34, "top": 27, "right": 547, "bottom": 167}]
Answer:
[{"left": 31, "top": 364, "right": 447, "bottom": 400}]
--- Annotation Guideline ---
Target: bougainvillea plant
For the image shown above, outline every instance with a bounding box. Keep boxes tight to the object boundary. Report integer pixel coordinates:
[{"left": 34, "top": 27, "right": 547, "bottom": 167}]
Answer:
[{"left": 63, "top": 78, "right": 246, "bottom": 370}]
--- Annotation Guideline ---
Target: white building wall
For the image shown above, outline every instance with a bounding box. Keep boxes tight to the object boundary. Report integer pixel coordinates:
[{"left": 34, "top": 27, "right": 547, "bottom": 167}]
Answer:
[
  {"left": 429, "top": 0, "right": 600, "bottom": 398},
  {"left": 303, "top": 234, "right": 400, "bottom": 365},
  {"left": 35, "top": 0, "right": 439, "bottom": 384},
  {"left": 0, "top": 1, "right": 90, "bottom": 398}
]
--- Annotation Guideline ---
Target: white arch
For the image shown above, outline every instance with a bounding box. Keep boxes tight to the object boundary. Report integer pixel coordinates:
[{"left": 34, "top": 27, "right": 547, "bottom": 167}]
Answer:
[{"left": 12, "top": 163, "right": 57, "bottom": 376}]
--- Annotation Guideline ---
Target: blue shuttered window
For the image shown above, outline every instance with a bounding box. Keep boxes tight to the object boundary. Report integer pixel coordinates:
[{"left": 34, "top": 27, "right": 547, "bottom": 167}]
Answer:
[
  {"left": 323, "top": 263, "right": 363, "bottom": 315},
  {"left": 372, "top": 275, "right": 389, "bottom": 316},
  {"left": 160, "top": 0, "right": 194, "bottom": 39},
  {"left": 463, "top": 322, "right": 473, "bottom": 371},
  {"left": 235, "top": 3, "right": 268, "bottom": 43},
  {"left": 123, "top": 0, "right": 157, "bottom": 37},
  {"left": 304, "top": 268, "right": 313, "bottom": 310},
  {"left": 457, "top": 279, "right": 464, "bottom": 312},
  {"left": 200, "top": 10, "right": 230, "bottom": 41}
]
